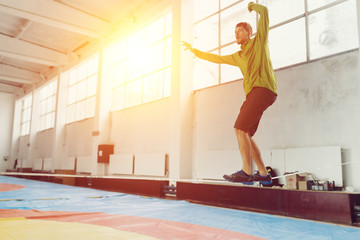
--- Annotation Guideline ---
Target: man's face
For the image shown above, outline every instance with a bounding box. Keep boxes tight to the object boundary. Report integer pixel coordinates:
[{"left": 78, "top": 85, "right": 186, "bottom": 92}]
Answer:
[{"left": 235, "top": 27, "right": 249, "bottom": 45}]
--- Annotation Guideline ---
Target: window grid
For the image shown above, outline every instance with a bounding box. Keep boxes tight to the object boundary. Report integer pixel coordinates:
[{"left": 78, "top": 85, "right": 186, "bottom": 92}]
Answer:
[
  {"left": 193, "top": 0, "right": 359, "bottom": 90},
  {"left": 39, "top": 80, "right": 57, "bottom": 131},
  {"left": 66, "top": 55, "right": 98, "bottom": 123},
  {"left": 110, "top": 12, "right": 172, "bottom": 111},
  {"left": 20, "top": 94, "right": 32, "bottom": 136}
]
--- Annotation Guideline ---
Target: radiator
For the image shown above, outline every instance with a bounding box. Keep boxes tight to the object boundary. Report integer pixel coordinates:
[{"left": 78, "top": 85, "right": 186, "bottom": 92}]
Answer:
[
  {"left": 76, "top": 156, "right": 93, "bottom": 173},
  {"left": 109, "top": 153, "right": 133, "bottom": 175},
  {"left": 134, "top": 153, "right": 167, "bottom": 177},
  {"left": 33, "top": 158, "right": 43, "bottom": 170},
  {"left": 61, "top": 157, "right": 75, "bottom": 170},
  {"left": 270, "top": 146, "right": 343, "bottom": 186},
  {"left": 43, "top": 158, "right": 52, "bottom": 171}
]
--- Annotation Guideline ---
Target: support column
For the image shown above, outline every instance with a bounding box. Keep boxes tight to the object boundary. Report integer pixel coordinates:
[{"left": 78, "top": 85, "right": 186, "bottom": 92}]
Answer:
[
  {"left": 28, "top": 87, "right": 40, "bottom": 168},
  {"left": 169, "top": 0, "right": 195, "bottom": 181},
  {"left": 92, "top": 40, "right": 112, "bottom": 175},
  {"left": 53, "top": 72, "right": 67, "bottom": 170}
]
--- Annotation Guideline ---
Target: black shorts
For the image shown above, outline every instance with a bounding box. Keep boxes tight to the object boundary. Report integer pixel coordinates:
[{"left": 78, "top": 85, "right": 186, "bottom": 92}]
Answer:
[{"left": 234, "top": 87, "right": 277, "bottom": 137}]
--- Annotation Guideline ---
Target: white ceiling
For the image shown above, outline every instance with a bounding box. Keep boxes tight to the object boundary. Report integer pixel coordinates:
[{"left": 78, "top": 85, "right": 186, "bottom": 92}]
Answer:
[{"left": 0, "top": 0, "right": 158, "bottom": 95}]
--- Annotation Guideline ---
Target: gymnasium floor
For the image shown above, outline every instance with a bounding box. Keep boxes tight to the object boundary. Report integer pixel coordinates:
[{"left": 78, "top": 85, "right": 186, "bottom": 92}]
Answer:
[{"left": 0, "top": 176, "right": 359, "bottom": 239}]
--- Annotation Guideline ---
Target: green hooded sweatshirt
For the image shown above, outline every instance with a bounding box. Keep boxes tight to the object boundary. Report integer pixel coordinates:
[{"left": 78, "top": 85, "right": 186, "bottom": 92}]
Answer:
[{"left": 192, "top": 2, "right": 277, "bottom": 97}]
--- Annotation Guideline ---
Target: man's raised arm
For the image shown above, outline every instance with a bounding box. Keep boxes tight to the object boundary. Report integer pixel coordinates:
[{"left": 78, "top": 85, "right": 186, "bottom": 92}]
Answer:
[{"left": 248, "top": 2, "right": 269, "bottom": 44}]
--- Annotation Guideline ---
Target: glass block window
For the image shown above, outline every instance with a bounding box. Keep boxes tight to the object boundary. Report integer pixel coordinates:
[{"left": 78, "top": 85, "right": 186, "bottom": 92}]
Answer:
[
  {"left": 20, "top": 94, "right": 32, "bottom": 136},
  {"left": 66, "top": 55, "right": 98, "bottom": 123},
  {"left": 109, "top": 12, "right": 172, "bottom": 111},
  {"left": 192, "top": 0, "right": 359, "bottom": 90},
  {"left": 39, "top": 79, "right": 57, "bottom": 131}
]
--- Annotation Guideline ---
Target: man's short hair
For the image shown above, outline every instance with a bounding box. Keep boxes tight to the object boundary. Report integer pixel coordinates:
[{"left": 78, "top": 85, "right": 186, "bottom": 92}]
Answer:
[{"left": 236, "top": 22, "right": 253, "bottom": 37}]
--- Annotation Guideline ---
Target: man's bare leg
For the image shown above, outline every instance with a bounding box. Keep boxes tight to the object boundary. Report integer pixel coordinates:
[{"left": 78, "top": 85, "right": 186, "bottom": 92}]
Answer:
[
  {"left": 235, "top": 128, "right": 268, "bottom": 176},
  {"left": 249, "top": 137, "right": 268, "bottom": 176},
  {"left": 234, "top": 128, "right": 252, "bottom": 175},
  {"left": 248, "top": 136, "right": 273, "bottom": 185}
]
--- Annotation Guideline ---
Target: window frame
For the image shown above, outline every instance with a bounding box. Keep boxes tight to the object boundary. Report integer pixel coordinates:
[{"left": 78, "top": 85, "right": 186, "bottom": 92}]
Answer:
[
  {"left": 65, "top": 54, "right": 99, "bottom": 124},
  {"left": 192, "top": 0, "right": 359, "bottom": 90},
  {"left": 109, "top": 11, "right": 172, "bottom": 112},
  {"left": 39, "top": 79, "right": 57, "bottom": 131},
  {"left": 20, "top": 93, "right": 33, "bottom": 136}
]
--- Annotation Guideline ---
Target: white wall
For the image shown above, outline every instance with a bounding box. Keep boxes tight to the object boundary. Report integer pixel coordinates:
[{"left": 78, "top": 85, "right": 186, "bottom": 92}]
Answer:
[
  {"left": 194, "top": 50, "right": 360, "bottom": 190},
  {"left": 35, "top": 129, "right": 54, "bottom": 158},
  {"left": 64, "top": 118, "right": 94, "bottom": 157},
  {"left": 7, "top": 1, "right": 360, "bottom": 193},
  {"left": 0, "top": 93, "right": 15, "bottom": 172},
  {"left": 111, "top": 99, "right": 171, "bottom": 154}
]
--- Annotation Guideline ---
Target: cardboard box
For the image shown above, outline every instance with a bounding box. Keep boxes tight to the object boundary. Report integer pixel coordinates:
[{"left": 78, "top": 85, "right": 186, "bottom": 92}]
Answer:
[
  {"left": 285, "top": 172, "right": 309, "bottom": 190},
  {"left": 298, "top": 180, "right": 308, "bottom": 190}
]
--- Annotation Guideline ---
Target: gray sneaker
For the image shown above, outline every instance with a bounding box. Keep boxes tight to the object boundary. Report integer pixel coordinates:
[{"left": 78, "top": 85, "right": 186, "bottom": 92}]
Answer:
[
  {"left": 250, "top": 171, "right": 273, "bottom": 185},
  {"left": 223, "top": 170, "right": 254, "bottom": 185}
]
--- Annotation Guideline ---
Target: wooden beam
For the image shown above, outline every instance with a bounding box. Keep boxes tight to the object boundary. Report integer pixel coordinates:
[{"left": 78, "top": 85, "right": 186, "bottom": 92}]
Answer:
[
  {"left": 0, "top": 63, "right": 42, "bottom": 82},
  {"left": 0, "top": 35, "right": 68, "bottom": 66},
  {"left": 0, "top": 75, "right": 35, "bottom": 85},
  {"left": 0, "top": 82, "right": 22, "bottom": 94},
  {"left": 0, "top": 0, "right": 112, "bottom": 38},
  {"left": 14, "top": 20, "right": 32, "bottom": 39},
  {"left": 177, "top": 181, "right": 358, "bottom": 225},
  {"left": 0, "top": 50, "right": 58, "bottom": 66}
]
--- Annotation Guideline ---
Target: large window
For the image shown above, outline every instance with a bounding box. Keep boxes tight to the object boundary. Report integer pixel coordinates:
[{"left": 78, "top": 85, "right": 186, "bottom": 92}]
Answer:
[
  {"left": 109, "top": 12, "right": 172, "bottom": 111},
  {"left": 193, "top": 0, "right": 359, "bottom": 90},
  {"left": 66, "top": 55, "right": 98, "bottom": 123},
  {"left": 39, "top": 79, "right": 57, "bottom": 131},
  {"left": 20, "top": 94, "right": 32, "bottom": 136}
]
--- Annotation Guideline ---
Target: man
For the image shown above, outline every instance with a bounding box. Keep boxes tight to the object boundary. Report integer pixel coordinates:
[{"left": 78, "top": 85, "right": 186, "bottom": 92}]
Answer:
[{"left": 183, "top": 2, "right": 277, "bottom": 185}]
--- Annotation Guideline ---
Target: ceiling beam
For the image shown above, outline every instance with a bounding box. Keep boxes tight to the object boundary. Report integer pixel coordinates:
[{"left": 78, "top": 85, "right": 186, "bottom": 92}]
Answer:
[
  {"left": 0, "top": 75, "right": 35, "bottom": 85},
  {"left": 0, "top": 50, "right": 58, "bottom": 66},
  {"left": 0, "top": 0, "right": 112, "bottom": 38},
  {"left": 0, "top": 82, "right": 22, "bottom": 95},
  {"left": 0, "top": 34, "right": 68, "bottom": 66},
  {"left": 0, "top": 63, "right": 41, "bottom": 82},
  {"left": 14, "top": 20, "right": 32, "bottom": 39}
]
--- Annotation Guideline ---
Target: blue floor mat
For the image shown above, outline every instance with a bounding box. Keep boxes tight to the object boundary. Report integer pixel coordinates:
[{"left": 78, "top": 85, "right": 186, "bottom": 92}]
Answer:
[{"left": 1, "top": 176, "right": 359, "bottom": 240}]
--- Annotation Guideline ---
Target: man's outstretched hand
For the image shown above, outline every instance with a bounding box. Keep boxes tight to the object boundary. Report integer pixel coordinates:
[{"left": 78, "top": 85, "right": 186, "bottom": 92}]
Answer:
[{"left": 182, "top": 41, "right": 194, "bottom": 52}]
